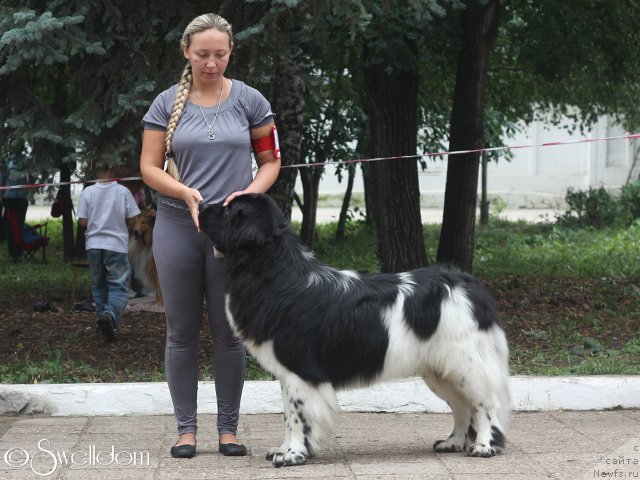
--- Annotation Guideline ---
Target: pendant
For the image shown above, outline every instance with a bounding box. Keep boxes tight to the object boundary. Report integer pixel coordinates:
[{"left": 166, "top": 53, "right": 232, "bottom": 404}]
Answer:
[{"left": 208, "top": 129, "right": 215, "bottom": 140}]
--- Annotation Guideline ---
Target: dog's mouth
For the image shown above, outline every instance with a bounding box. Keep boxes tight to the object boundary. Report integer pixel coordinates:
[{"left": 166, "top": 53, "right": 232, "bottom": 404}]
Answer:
[{"left": 198, "top": 204, "right": 227, "bottom": 251}]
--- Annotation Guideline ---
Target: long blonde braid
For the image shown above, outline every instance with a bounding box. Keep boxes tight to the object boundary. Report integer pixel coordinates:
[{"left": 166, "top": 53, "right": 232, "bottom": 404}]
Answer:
[
  {"left": 164, "top": 63, "right": 192, "bottom": 182},
  {"left": 164, "top": 13, "right": 233, "bottom": 182}
]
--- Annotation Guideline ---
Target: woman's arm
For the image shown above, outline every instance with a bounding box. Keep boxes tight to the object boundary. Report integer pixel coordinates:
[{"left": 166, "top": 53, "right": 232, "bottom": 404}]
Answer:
[
  {"left": 139, "top": 129, "right": 204, "bottom": 228},
  {"left": 223, "top": 122, "right": 281, "bottom": 206}
]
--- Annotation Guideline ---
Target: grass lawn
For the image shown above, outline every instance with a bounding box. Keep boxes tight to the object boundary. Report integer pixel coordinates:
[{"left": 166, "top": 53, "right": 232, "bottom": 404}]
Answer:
[{"left": 0, "top": 216, "right": 638, "bottom": 383}]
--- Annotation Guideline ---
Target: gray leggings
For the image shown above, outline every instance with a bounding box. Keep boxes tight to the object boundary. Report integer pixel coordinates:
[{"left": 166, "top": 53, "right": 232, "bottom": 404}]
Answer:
[{"left": 153, "top": 203, "right": 246, "bottom": 436}]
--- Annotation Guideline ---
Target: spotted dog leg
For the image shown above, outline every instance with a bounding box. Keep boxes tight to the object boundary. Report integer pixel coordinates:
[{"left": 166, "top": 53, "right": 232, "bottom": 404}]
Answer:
[
  {"left": 455, "top": 374, "right": 507, "bottom": 457},
  {"left": 267, "top": 375, "right": 338, "bottom": 467},
  {"left": 423, "top": 372, "right": 471, "bottom": 453},
  {"left": 266, "top": 380, "right": 292, "bottom": 462},
  {"left": 466, "top": 402, "right": 506, "bottom": 457}
]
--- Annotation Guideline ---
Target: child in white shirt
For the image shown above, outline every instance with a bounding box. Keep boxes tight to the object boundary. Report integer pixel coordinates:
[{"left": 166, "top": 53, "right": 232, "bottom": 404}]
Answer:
[{"left": 77, "top": 166, "right": 140, "bottom": 342}]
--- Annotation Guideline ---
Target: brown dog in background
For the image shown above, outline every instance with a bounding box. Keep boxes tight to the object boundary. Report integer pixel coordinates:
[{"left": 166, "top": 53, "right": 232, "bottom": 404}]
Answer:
[{"left": 128, "top": 208, "right": 163, "bottom": 306}]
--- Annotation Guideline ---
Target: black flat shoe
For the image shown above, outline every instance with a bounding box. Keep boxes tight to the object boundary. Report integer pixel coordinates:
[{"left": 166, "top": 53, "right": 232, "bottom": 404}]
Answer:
[
  {"left": 219, "top": 442, "right": 247, "bottom": 456},
  {"left": 171, "top": 443, "right": 196, "bottom": 458}
]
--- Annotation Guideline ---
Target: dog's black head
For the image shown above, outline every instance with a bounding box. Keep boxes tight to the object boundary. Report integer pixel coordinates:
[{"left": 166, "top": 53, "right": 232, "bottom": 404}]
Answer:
[
  {"left": 198, "top": 203, "right": 226, "bottom": 249},
  {"left": 199, "top": 194, "right": 290, "bottom": 255}
]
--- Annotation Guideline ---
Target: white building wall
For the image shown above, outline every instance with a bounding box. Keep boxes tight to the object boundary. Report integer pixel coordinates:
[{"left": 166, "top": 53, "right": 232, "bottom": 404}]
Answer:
[{"left": 300, "top": 115, "right": 639, "bottom": 208}]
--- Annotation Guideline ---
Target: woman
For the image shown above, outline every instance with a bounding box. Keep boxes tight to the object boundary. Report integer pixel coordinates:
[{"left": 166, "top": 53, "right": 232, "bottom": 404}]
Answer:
[{"left": 140, "top": 13, "right": 280, "bottom": 458}]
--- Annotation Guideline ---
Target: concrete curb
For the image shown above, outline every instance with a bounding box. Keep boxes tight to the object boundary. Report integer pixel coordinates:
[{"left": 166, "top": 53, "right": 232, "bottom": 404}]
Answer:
[{"left": 1, "top": 376, "right": 638, "bottom": 416}]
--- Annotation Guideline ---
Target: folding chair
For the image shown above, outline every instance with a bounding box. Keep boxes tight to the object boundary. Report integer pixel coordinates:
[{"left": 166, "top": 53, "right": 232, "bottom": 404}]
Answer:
[{"left": 5, "top": 209, "right": 49, "bottom": 264}]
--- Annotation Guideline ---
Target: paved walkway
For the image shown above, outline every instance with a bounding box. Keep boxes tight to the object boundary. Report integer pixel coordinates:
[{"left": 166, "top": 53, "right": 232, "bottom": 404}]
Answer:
[{"left": 1, "top": 410, "right": 638, "bottom": 479}]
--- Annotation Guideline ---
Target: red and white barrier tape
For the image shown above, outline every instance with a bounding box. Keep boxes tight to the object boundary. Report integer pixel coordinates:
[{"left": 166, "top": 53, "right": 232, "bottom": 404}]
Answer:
[
  {"left": 0, "top": 176, "right": 143, "bottom": 191},
  {"left": 282, "top": 132, "right": 640, "bottom": 169},
  {"left": 2, "top": 133, "right": 639, "bottom": 191}
]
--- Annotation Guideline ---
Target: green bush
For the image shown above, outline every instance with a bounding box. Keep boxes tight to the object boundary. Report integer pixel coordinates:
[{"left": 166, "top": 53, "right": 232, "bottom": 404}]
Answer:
[
  {"left": 620, "top": 179, "right": 640, "bottom": 224},
  {"left": 557, "top": 186, "right": 619, "bottom": 228},
  {"left": 557, "top": 180, "right": 640, "bottom": 228}
]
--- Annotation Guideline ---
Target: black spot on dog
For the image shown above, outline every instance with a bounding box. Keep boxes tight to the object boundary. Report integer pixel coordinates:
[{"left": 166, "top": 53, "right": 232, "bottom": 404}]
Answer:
[
  {"left": 490, "top": 426, "right": 505, "bottom": 449},
  {"left": 467, "top": 425, "right": 477, "bottom": 443}
]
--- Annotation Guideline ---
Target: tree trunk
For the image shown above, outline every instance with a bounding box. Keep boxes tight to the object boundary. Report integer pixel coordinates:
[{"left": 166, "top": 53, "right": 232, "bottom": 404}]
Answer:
[
  {"left": 479, "top": 153, "right": 489, "bottom": 225},
  {"left": 59, "top": 165, "right": 75, "bottom": 261},
  {"left": 361, "top": 164, "right": 375, "bottom": 225},
  {"left": 299, "top": 166, "right": 321, "bottom": 247},
  {"left": 363, "top": 51, "right": 426, "bottom": 273},
  {"left": 437, "top": 0, "right": 500, "bottom": 272},
  {"left": 267, "top": 57, "right": 305, "bottom": 220},
  {"left": 74, "top": 183, "right": 87, "bottom": 259},
  {"left": 336, "top": 164, "right": 356, "bottom": 240}
]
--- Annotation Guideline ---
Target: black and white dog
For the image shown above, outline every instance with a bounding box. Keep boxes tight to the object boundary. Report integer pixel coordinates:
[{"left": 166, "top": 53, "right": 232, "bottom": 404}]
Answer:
[{"left": 199, "top": 194, "right": 510, "bottom": 467}]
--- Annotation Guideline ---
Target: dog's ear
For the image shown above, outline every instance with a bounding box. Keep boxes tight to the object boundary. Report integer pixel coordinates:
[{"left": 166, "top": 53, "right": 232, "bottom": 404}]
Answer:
[
  {"left": 227, "top": 202, "right": 271, "bottom": 249},
  {"left": 225, "top": 194, "right": 290, "bottom": 250},
  {"left": 266, "top": 197, "right": 290, "bottom": 238},
  {"left": 199, "top": 204, "right": 227, "bottom": 252}
]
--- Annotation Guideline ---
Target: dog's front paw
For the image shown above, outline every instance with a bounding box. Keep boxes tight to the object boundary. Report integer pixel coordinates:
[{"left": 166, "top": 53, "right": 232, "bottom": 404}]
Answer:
[
  {"left": 433, "top": 438, "right": 464, "bottom": 453},
  {"left": 270, "top": 449, "right": 307, "bottom": 467},
  {"left": 265, "top": 447, "right": 283, "bottom": 461},
  {"left": 466, "top": 443, "right": 497, "bottom": 458}
]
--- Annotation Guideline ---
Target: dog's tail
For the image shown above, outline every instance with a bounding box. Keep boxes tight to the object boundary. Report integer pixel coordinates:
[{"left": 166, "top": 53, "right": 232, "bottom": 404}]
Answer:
[
  {"left": 494, "top": 327, "right": 512, "bottom": 434},
  {"left": 306, "top": 382, "right": 340, "bottom": 455}
]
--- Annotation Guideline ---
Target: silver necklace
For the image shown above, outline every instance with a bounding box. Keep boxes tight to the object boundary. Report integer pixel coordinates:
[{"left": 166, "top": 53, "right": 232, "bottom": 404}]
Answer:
[{"left": 192, "top": 80, "right": 224, "bottom": 140}]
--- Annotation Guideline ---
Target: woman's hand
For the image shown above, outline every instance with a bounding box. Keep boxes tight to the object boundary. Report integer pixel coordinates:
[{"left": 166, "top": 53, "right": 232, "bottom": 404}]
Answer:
[
  {"left": 223, "top": 190, "right": 246, "bottom": 207},
  {"left": 141, "top": 130, "right": 204, "bottom": 227},
  {"left": 181, "top": 187, "right": 204, "bottom": 229}
]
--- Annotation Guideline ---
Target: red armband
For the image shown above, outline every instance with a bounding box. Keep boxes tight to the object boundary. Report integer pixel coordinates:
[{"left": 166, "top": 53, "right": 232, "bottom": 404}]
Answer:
[{"left": 251, "top": 125, "right": 281, "bottom": 160}]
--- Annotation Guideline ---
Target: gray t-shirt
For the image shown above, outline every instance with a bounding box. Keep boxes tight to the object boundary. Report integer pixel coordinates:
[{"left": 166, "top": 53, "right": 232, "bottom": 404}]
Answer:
[
  {"left": 142, "top": 79, "right": 275, "bottom": 205},
  {"left": 77, "top": 182, "right": 141, "bottom": 253}
]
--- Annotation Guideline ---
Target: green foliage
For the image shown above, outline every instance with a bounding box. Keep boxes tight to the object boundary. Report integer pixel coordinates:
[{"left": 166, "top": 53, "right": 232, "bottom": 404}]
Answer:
[
  {"left": 2, "top": 0, "right": 639, "bottom": 196},
  {"left": 312, "top": 220, "right": 380, "bottom": 273},
  {"left": 509, "top": 279, "right": 640, "bottom": 376},
  {"left": 0, "top": 0, "right": 213, "bottom": 175},
  {"left": 311, "top": 213, "right": 640, "bottom": 280},
  {"left": 0, "top": 10, "right": 91, "bottom": 74},
  {"left": 557, "top": 186, "right": 620, "bottom": 228},
  {"left": 511, "top": 336, "right": 640, "bottom": 376},
  {"left": 475, "top": 221, "right": 640, "bottom": 278},
  {"left": 360, "top": 0, "right": 452, "bottom": 67},
  {"left": 492, "top": 0, "right": 640, "bottom": 132},
  {"left": 556, "top": 180, "right": 640, "bottom": 229},
  {"left": 620, "top": 180, "right": 640, "bottom": 224},
  {"left": 0, "top": 218, "right": 88, "bottom": 299},
  {"left": 0, "top": 350, "right": 109, "bottom": 384}
]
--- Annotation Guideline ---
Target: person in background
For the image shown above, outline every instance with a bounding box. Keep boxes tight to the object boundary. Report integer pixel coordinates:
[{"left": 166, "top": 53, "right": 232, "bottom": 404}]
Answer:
[
  {"left": 1, "top": 146, "right": 30, "bottom": 261},
  {"left": 77, "top": 165, "right": 140, "bottom": 343},
  {"left": 123, "top": 178, "right": 148, "bottom": 210},
  {"left": 139, "top": 13, "right": 281, "bottom": 459}
]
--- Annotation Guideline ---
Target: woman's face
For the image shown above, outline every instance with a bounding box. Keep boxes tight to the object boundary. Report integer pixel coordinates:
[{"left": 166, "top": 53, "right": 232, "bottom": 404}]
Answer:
[{"left": 184, "top": 28, "right": 233, "bottom": 85}]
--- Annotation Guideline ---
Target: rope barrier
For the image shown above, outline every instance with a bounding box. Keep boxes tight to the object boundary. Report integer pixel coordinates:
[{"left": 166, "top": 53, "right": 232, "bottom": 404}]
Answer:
[{"left": 1, "top": 133, "right": 639, "bottom": 191}]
